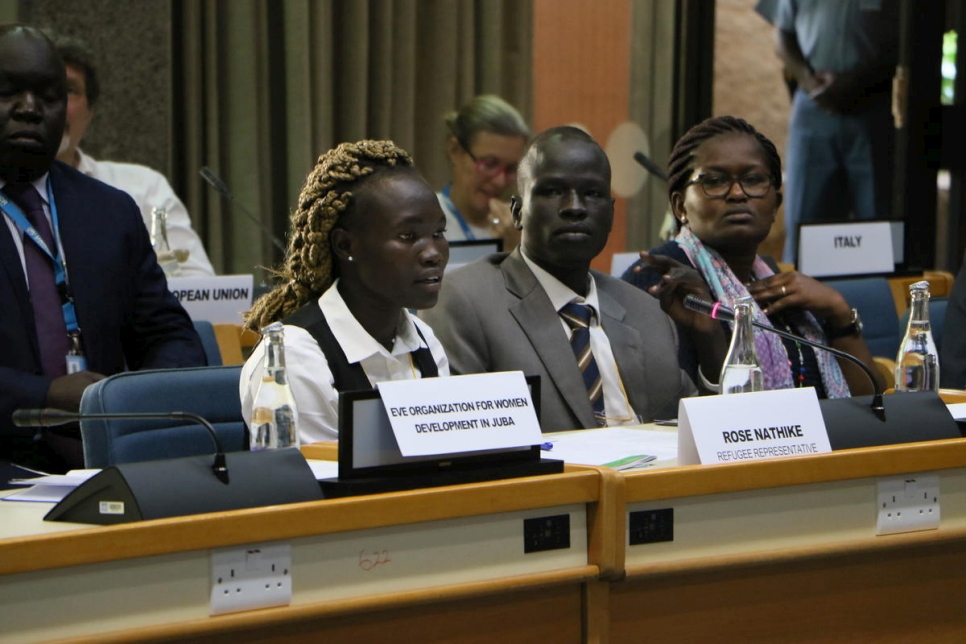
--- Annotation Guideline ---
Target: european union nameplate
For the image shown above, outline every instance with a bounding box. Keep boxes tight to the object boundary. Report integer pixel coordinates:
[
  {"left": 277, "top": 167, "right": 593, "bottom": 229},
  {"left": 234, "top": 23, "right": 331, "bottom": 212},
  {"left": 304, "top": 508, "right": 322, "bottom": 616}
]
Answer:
[{"left": 167, "top": 274, "right": 254, "bottom": 323}]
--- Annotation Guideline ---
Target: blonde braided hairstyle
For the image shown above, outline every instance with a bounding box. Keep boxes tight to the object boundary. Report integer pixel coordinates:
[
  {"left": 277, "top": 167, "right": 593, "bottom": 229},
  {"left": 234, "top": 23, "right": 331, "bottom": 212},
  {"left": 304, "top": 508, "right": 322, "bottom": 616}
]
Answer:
[{"left": 245, "top": 140, "right": 413, "bottom": 330}]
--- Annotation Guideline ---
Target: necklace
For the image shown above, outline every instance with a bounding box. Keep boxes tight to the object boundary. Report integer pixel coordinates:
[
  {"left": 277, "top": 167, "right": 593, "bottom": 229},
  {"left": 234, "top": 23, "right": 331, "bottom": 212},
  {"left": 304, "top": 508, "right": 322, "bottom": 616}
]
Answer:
[{"left": 776, "top": 314, "right": 806, "bottom": 387}]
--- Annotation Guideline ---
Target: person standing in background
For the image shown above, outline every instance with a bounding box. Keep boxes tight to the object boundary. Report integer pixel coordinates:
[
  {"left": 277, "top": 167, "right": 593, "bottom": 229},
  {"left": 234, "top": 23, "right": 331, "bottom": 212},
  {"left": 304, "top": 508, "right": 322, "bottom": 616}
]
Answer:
[
  {"left": 775, "top": 0, "right": 900, "bottom": 264},
  {"left": 51, "top": 32, "right": 215, "bottom": 277},
  {"left": 439, "top": 94, "right": 529, "bottom": 252}
]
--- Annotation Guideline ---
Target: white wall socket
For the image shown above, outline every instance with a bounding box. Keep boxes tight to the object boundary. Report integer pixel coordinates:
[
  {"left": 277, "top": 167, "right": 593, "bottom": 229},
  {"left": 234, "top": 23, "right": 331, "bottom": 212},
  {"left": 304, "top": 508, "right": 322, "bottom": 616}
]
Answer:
[
  {"left": 876, "top": 474, "right": 940, "bottom": 536},
  {"left": 210, "top": 542, "right": 293, "bottom": 616}
]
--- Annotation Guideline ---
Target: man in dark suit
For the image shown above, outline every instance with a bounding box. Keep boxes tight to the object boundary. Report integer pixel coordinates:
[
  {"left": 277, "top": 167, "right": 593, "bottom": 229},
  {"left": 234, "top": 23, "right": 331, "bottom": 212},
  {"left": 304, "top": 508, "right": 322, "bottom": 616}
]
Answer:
[
  {"left": 422, "top": 126, "right": 695, "bottom": 432},
  {"left": 941, "top": 249, "right": 966, "bottom": 390},
  {"left": 0, "top": 25, "right": 206, "bottom": 471}
]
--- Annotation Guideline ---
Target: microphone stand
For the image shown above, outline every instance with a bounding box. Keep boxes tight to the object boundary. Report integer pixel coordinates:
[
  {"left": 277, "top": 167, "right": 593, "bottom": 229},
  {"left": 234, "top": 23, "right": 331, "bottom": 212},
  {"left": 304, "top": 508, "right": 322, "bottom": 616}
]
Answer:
[
  {"left": 11, "top": 407, "right": 321, "bottom": 525},
  {"left": 633, "top": 151, "right": 668, "bottom": 182},
  {"left": 199, "top": 166, "right": 287, "bottom": 254},
  {"left": 13, "top": 409, "right": 229, "bottom": 483},
  {"left": 683, "top": 295, "right": 886, "bottom": 419}
]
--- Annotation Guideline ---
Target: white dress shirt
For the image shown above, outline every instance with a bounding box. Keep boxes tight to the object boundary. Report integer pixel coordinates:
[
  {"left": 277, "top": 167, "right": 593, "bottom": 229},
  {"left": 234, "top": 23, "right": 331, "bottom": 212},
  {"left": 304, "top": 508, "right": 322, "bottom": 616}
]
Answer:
[
  {"left": 76, "top": 149, "right": 215, "bottom": 277},
  {"left": 520, "top": 250, "right": 638, "bottom": 426},
  {"left": 239, "top": 281, "right": 451, "bottom": 444},
  {"left": 437, "top": 191, "right": 491, "bottom": 241}
]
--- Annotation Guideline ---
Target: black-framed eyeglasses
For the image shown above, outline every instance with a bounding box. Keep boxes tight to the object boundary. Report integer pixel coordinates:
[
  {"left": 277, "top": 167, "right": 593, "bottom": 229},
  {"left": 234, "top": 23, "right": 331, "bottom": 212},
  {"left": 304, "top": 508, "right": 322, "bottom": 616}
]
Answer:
[
  {"left": 686, "top": 172, "right": 774, "bottom": 198},
  {"left": 458, "top": 138, "right": 518, "bottom": 179}
]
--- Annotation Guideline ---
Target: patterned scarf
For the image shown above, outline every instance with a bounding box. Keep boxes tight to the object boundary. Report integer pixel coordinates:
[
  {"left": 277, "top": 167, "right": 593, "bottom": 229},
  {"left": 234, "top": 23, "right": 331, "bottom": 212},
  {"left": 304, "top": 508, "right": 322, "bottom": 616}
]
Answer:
[{"left": 675, "top": 226, "right": 849, "bottom": 398}]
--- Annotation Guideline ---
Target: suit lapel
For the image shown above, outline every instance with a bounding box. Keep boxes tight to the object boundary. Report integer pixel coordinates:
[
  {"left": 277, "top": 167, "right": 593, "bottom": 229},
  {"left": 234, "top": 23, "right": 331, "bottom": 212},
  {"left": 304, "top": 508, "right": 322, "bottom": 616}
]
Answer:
[
  {"left": 0, "top": 186, "right": 42, "bottom": 363},
  {"left": 596, "top": 279, "right": 650, "bottom": 418},
  {"left": 502, "top": 251, "right": 598, "bottom": 429}
]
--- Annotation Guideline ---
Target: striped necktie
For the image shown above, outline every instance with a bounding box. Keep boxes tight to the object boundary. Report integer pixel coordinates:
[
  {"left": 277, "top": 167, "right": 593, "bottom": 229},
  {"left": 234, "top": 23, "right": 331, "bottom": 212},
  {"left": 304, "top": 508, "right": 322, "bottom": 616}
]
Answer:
[
  {"left": 560, "top": 301, "right": 605, "bottom": 426},
  {"left": 4, "top": 183, "right": 68, "bottom": 377}
]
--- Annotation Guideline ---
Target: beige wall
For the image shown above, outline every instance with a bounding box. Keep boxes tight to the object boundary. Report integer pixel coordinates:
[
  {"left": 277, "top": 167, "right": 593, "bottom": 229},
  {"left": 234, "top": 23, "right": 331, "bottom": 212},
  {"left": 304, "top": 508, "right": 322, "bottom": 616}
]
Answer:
[
  {"left": 20, "top": 0, "right": 174, "bottom": 175},
  {"left": 713, "top": 0, "right": 791, "bottom": 261}
]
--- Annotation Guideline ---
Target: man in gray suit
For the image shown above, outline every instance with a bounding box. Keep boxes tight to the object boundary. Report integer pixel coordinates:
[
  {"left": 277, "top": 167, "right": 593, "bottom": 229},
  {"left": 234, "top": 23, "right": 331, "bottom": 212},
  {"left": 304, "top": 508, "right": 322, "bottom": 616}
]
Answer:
[{"left": 422, "top": 126, "right": 695, "bottom": 432}]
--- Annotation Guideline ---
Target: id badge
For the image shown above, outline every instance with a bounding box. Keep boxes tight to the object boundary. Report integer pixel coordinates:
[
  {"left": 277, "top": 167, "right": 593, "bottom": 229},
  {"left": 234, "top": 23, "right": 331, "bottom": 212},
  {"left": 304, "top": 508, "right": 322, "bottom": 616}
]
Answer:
[{"left": 66, "top": 354, "right": 88, "bottom": 374}]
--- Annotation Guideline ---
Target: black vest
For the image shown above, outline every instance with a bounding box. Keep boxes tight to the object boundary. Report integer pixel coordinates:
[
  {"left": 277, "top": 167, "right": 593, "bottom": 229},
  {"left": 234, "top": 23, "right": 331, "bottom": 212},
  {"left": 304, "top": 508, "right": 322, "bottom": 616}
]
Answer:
[{"left": 283, "top": 302, "right": 439, "bottom": 392}]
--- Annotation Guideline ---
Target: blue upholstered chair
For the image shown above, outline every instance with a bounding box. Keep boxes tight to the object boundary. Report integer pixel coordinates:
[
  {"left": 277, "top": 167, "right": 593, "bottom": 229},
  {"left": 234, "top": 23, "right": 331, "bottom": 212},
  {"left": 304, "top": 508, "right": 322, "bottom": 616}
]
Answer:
[
  {"left": 193, "top": 320, "right": 223, "bottom": 366},
  {"left": 822, "top": 277, "right": 901, "bottom": 359},
  {"left": 898, "top": 297, "right": 948, "bottom": 350},
  {"left": 79, "top": 365, "right": 247, "bottom": 467}
]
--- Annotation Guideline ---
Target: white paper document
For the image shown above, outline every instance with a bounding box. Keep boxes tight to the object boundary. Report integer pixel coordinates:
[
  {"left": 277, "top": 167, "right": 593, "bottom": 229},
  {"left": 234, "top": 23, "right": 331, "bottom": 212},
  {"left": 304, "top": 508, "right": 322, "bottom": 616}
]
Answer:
[
  {"left": 3, "top": 469, "right": 99, "bottom": 503},
  {"left": 543, "top": 426, "right": 678, "bottom": 468}
]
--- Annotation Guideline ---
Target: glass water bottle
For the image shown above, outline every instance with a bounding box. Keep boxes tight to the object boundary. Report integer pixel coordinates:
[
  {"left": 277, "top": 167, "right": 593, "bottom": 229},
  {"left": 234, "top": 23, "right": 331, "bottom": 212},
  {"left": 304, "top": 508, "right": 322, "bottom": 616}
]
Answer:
[
  {"left": 894, "top": 280, "right": 940, "bottom": 392},
  {"left": 250, "top": 322, "right": 299, "bottom": 450},
  {"left": 149, "top": 207, "right": 180, "bottom": 277},
  {"left": 720, "top": 296, "right": 764, "bottom": 395}
]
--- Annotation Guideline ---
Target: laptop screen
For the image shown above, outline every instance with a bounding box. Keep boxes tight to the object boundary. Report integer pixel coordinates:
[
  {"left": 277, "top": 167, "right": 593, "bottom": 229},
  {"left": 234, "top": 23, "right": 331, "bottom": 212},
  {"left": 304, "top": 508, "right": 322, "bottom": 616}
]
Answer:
[{"left": 446, "top": 239, "right": 504, "bottom": 272}]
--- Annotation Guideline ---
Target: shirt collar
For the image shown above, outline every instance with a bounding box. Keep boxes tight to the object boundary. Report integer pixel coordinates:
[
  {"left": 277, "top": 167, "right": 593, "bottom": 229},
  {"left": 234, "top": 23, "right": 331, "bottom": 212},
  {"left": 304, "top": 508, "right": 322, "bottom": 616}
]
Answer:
[
  {"left": 0, "top": 173, "right": 51, "bottom": 206},
  {"left": 75, "top": 149, "right": 96, "bottom": 176},
  {"left": 320, "top": 279, "right": 424, "bottom": 364},
  {"left": 519, "top": 248, "right": 600, "bottom": 315}
]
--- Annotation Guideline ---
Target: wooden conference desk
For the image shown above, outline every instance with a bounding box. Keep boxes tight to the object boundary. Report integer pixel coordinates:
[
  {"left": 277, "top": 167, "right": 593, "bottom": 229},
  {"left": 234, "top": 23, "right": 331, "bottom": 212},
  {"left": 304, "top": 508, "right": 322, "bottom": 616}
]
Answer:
[
  {"left": 6, "top": 435, "right": 966, "bottom": 643},
  {"left": 601, "top": 436, "right": 966, "bottom": 642},
  {"left": 0, "top": 455, "right": 612, "bottom": 643}
]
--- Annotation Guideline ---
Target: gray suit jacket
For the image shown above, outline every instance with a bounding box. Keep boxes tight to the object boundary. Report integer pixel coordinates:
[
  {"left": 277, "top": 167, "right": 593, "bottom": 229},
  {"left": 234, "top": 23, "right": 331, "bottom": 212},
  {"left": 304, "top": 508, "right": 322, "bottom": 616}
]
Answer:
[{"left": 421, "top": 250, "right": 696, "bottom": 432}]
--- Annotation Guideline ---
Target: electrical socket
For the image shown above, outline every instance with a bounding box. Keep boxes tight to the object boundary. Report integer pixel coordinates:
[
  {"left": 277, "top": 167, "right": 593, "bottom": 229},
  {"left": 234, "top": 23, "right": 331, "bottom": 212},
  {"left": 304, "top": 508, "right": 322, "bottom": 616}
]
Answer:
[
  {"left": 876, "top": 474, "right": 940, "bottom": 536},
  {"left": 210, "top": 542, "right": 293, "bottom": 616}
]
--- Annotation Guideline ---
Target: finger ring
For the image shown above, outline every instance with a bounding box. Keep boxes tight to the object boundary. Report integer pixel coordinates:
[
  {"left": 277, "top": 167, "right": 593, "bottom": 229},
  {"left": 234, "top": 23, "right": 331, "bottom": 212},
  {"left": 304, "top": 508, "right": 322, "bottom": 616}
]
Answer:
[{"left": 781, "top": 285, "right": 787, "bottom": 297}]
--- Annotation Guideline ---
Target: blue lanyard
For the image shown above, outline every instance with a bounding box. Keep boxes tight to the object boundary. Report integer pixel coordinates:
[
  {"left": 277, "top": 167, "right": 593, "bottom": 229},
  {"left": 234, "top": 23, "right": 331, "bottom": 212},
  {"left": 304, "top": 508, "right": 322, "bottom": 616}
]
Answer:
[
  {"left": 0, "top": 178, "right": 80, "bottom": 334},
  {"left": 440, "top": 184, "right": 476, "bottom": 241}
]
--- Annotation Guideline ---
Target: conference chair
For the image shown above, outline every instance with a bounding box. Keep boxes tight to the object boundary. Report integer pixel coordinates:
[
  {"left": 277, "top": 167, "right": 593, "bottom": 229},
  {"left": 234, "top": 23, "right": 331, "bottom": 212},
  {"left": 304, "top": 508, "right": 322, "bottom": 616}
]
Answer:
[
  {"left": 212, "top": 323, "right": 261, "bottom": 366},
  {"left": 898, "top": 297, "right": 948, "bottom": 349},
  {"left": 79, "top": 365, "right": 247, "bottom": 467},
  {"left": 887, "top": 270, "right": 956, "bottom": 317},
  {"left": 193, "top": 320, "right": 224, "bottom": 366},
  {"left": 822, "top": 277, "right": 902, "bottom": 359}
]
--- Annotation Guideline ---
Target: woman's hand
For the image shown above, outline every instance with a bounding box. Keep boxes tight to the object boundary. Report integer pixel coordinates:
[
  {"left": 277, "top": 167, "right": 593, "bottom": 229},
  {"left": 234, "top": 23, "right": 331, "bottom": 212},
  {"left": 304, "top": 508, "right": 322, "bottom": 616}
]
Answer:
[
  {"left": 488, "top": 198, "right": 521, "bottom": 251},
  {"left": 637, "top": 251, "right": 720, "bottom": 335},
  {"left": 746, "top": 271, "right": 852, "bottom": 327}
]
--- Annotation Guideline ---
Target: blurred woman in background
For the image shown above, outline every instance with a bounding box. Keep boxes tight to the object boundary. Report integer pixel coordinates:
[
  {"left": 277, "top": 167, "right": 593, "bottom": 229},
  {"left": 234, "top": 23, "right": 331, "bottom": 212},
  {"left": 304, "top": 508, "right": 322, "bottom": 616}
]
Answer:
[{"left": 439, "top": 94, "right": 529, "bottom": 251}]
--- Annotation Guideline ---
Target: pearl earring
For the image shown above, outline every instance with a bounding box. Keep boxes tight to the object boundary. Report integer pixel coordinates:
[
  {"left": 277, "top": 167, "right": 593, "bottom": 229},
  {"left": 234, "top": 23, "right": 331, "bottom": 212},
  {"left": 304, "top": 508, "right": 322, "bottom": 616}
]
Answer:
[{"left": 347, "top": 255, "right": 354, "bottom": 262}]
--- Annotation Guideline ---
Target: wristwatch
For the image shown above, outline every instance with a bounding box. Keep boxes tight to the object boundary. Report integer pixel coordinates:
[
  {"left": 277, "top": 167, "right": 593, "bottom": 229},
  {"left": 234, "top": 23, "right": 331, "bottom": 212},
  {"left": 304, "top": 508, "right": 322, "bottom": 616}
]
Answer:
[{"left": 825, "top": 308, "right": 863, "bottom": 339}]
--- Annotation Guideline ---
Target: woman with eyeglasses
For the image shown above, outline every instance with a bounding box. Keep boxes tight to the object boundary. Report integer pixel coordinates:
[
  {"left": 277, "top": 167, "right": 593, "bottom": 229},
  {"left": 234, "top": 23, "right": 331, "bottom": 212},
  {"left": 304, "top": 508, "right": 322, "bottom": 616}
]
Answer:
[
  {"left": 439, "top": 94, "right": 529, "bottom": 251},
  {"left": 623, "top": 116, "right": 882, "bottom": 397}
]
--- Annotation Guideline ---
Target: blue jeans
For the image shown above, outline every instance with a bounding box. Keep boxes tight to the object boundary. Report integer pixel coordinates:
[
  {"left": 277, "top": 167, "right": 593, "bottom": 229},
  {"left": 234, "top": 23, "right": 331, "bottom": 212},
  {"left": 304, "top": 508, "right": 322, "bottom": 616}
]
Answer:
[{"left": 782, "top": 89, "right": 894, "bottom": 263}]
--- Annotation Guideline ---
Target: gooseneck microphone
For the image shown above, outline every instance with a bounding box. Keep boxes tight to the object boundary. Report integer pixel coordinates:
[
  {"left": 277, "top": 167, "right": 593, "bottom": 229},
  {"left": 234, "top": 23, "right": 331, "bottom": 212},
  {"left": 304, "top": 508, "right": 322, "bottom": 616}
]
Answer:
[
  {"left": 199, "top": 166, "right": 287, "bottom": 253},
  {"left": 633, "top": 151, "right": 668, "bottom": 182},
  {"left": 13, "top": 408, "right": 229, "bottom": 483},
  {"left": 11, "top": 407, "right": 322, "bottom": 525},
  {"left": 682, "top": 294, "right": 886, "bottom": 419}
]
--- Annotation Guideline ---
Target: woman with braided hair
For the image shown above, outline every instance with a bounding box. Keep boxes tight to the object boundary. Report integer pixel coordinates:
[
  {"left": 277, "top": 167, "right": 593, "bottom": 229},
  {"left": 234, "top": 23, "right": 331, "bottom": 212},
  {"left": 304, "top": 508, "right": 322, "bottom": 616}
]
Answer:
[
  {"left": 240, "top": 140, "right": 450, "bottom": 443},
  {"left": 622, "top": 116, "right": 881, "bottom": 397}
]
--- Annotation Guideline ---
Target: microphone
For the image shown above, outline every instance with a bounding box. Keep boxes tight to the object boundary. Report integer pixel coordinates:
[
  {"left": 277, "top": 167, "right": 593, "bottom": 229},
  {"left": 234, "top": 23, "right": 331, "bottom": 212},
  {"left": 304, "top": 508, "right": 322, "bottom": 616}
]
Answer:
[
  {"left": 11, "top": 407, "right": 322, "bottom": 525},
  {"left": 13, "top": 408, "right": 229, "bottom": 484},
  {"left": 633, "top": 151, "right": 668, "bottom": 182},
  {"left": 199, "top": 166, "right": 287, "bottom": 254},
  {"left": 682, "top": 294, "right": 885, "bottom": 417}
]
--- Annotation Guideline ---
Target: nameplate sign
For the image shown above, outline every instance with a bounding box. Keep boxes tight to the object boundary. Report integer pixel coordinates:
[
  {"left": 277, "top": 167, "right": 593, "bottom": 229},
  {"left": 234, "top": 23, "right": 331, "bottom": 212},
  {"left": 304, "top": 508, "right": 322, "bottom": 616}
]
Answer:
[
  {"left": 798, "top": 221, "right": 894, "bottom": 277},
  {"left": 677, "top": 388, "right": 831, "bottom": 465},
  {"left": 377, "top": 372, "right": 542, "bottom": 456},
  {"left": 167, "top": 275, "right": 254, "bottom": 323}
]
